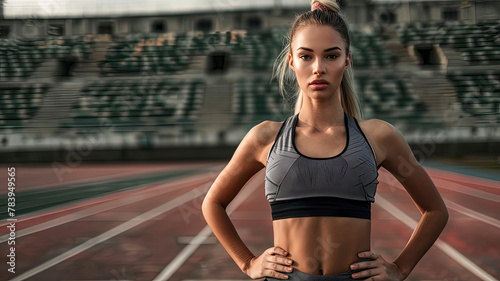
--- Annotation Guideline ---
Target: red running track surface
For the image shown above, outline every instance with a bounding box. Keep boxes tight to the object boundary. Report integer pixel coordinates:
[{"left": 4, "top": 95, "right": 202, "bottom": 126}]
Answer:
[{"left": 0, "top": 162, "right": 498, "bottom": 281}]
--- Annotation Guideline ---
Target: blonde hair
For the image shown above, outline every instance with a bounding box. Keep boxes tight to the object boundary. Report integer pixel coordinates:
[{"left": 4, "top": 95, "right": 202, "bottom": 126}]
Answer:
[{"left": 272, "top": 0, "right": 361, "bottom": 119}]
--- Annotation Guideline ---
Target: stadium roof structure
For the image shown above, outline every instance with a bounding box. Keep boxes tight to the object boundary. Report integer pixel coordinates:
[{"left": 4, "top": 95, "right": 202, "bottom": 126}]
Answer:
[{"left": 3, "top": 0, "right": 310, "bottom": 19}]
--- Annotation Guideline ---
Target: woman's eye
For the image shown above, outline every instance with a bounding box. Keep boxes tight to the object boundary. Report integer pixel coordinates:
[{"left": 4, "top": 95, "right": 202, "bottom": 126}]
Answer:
[
  {"left": 326, "top": 54, "right": 338, "bottom": 59},
  {"left": 299, "top": 55, "right": 311, "bottom": 60}
]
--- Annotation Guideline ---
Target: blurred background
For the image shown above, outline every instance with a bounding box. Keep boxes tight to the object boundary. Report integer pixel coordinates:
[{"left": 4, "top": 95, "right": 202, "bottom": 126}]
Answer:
[
  {"left": 0, "top": 0, "right": 499, "bottom": 280},
  {"left": 0, "top": 0, "right": 498, "bottom": 163}
]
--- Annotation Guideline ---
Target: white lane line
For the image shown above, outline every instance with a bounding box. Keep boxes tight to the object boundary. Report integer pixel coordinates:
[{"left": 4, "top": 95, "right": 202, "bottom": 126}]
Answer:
[
  {"left": 8, "top": 179, "right": 216, "bottom": 281},
  {"left": 378, "top": 177, "right": 500, "bottom": 229},
  {"left": 379, "top": 175, "right": 500, "bottom": 203},
  {"left": 153, "top": 171, "right": 264, "bottom": 281},
  {"left": 432, "top": 178, "right": 500, "bottom": 203},
  {"left": 444, "top": 199, "right": 500, "bottom": 230},
  {"left": 376, "top": 195, "right": 498, "bottom": 281},
  {"left": 0, "top": 173, "right": 215, "bottom": 242},
  {"left": 425, "top": 167, "right": 500, "bottom": 190},
  {"left": 19, "top": 162, "right": 220, "bottom": 191},
  {"left": 0, "top": 170, "right": 218, "bottom": 228}
]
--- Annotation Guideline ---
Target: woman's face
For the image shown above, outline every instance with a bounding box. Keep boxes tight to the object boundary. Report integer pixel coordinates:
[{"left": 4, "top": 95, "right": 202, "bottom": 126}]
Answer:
[{"left": 288, "top": 25, "right": 351, "bottom": 101}]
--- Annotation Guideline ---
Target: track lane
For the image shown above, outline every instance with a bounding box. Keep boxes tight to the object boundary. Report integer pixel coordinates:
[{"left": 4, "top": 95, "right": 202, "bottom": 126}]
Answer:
[
  {"left": 1, "top": 166, "right": 221, "bottom": 281},
  {"left": 0, "top": 172, "right": 217, "bottom": 239},
  {"left": 2, "top": 164, "right": 498, "bottom": 280},
  {"left": 377, "top": 169, "right": 500, "bottom": 280},
  {"left": 170, "top": 167, "right": 499, "bottom": 281}
]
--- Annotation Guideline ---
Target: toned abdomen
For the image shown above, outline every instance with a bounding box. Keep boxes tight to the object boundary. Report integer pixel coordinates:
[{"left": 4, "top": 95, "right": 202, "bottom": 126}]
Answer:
[{"left": 273, "top": 216, "right": 371, "bottom": 275}]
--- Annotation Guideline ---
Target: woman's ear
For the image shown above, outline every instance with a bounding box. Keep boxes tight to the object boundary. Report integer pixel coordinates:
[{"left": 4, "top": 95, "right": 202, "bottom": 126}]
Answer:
[
  {"left": 344, "top": 52, "right": 351, "bottom": 70},
  {"left": 288, "top": 53, "right": 295, "bottom": 71}
]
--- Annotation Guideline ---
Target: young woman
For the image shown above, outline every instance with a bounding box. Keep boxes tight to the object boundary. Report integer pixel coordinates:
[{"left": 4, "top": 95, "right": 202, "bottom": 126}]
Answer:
[{"left": 202, "top": 0, "right": 449, "bottom": 280}]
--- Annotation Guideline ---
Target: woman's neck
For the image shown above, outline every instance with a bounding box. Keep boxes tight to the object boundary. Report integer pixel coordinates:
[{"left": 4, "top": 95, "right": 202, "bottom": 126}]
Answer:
[{"left": 298, "top": 94, "right": 345, "bottom": 130}]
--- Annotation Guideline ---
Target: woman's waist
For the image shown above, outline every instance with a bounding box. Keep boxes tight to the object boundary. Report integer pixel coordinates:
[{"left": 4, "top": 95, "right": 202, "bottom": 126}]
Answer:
[{"left": 273, "top": 217, "right": 370, "bottom": 274}]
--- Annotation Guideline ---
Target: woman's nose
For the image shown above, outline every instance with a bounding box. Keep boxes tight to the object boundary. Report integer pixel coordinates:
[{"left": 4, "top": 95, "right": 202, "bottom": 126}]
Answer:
[{"left": 313, "top": 58, "right": 325, "bottom": 75}]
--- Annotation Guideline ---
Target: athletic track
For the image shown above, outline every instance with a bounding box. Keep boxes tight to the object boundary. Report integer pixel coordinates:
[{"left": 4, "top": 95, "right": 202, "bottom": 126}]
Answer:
[{"left": 0, "top": 161, "right": 498, "bottom": 281}]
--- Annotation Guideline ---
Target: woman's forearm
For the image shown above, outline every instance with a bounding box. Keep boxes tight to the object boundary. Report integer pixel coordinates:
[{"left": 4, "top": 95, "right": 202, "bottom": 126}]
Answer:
[
  {"left": 393, "top": 208, "right": 449, "bottom": 278},
  {"left": 202, "top": 198, "right": 256, "bottom": 273}
]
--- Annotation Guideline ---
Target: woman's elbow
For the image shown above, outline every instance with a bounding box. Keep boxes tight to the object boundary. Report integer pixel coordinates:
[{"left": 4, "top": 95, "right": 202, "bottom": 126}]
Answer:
[
  {"left": 424, "top": 204, "right": 449, "bottom": 230},
  {"left": 433, "top": 204, "right": 449, "bottom": 230},
  {"left": 441, "top": 205, "right": 449, "bottom": 226},
  {"left": 201, "top": 196, "right": 223, "bottom": 220},
  {"left": 201, "top": 196, "right": 212, "bottom": 219}
]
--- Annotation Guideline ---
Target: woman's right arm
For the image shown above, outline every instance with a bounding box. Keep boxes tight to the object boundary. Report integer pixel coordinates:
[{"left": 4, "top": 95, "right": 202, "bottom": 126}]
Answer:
[{"left": 202, "top": 121, "right": 293, "bottom": 279}]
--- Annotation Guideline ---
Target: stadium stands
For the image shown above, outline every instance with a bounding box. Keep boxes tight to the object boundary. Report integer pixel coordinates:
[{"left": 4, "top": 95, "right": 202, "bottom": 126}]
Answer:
[
  {"left": 351, "top": 29, "right": 395, "bottom": 68},
  {"left": 62, "top": 77, "right": 205, "bottom": 132},
  {"left": 0, "top": 83, "right": 50, "bottom": 128},
  {"left": 242, "top": 28, "right": 286, "bottom": 70},
  {"left": 400, "top": 19, "right": 500, "bottom": 64},
  {"left": 356, "top": 74, "right": 429, "bottom": 126},
  {"left": 0, "top": 22, "right": 497, "bottom": 153},
  {"left": 98, "top": 33, "right": 189, "bottom": 75},
  {"left": 446, "top": 70, "right": 500, "bottom": 123},
  {"left": 0, "top": 36, "right": 94, "bottom": 80},
  {"left": 97, "top": 31, "right": 250, "bottom": 75},
  {"left": 232, "top": 76, "right": 291, "bottom": 125}
]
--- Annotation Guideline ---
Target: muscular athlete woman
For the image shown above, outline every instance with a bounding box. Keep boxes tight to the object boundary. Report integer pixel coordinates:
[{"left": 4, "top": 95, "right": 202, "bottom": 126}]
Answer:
[{"left": 202, "top": 1, "right": 448, "bottom": 280}]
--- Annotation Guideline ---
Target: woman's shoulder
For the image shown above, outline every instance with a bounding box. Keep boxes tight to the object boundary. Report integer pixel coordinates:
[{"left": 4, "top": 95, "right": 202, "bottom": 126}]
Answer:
[
  {"left": 357, "top": 118, "right": 402, "bottom": 146},
  {"left": 357, "top": 118, "right": 411, "bottom": 163},
  {"left": 245, "top": 120, "right": 284, "bottom": 148},
  {"left": 357, "top": 118, "right": 395, "bottom": 135},
  {"left": 238, "top": 120, "right": 285, "bottom": 165}
]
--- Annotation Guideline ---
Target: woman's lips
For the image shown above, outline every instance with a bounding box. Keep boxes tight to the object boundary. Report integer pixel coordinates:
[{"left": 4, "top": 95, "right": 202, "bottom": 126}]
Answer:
[{"left": 309, "top": 81, "right": 329, "bottom": 90}]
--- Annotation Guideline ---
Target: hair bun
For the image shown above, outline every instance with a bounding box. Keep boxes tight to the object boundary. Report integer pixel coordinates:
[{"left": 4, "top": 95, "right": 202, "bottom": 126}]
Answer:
[{"left": 311, "top": 0, "right": 340, "bottom": 14}]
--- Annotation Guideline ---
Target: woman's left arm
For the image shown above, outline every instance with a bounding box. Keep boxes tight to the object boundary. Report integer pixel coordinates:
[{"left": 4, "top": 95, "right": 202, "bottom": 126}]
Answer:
[{"left": 352, "top": 120, "right": 449, "bottom": 280}]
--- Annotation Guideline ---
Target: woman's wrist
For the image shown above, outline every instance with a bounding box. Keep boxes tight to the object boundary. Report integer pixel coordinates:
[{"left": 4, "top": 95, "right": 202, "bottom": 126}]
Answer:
[
  {"left": 393, "top": 260, "right": 410, "bottom": 280},
  {"left": 240, "top": 255, "right": 256, "bottom": 274}
]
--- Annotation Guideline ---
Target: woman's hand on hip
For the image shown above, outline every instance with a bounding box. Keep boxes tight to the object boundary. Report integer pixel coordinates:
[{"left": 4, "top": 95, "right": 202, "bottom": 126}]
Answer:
[
  {"left": 350, "top": 251, "right": 404, "bottom": 281},
  {"left": 244, "top": 246, "right": 294, "bottom": 279}
]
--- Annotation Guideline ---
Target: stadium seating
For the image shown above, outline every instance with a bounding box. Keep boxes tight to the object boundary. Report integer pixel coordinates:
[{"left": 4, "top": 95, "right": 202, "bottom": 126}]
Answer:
[
  {"left": 98, "top": 31, "right": 250, "bottom": 75},
  {"left": 350, "top": 29, "right": 395, "bottom": 68},
  {"left": 0, "top": 36, "right": 94, "bottom": 80},
  {"left": 0, "top": 83, "right": 49, "bottom": 128},
  {"left": 0, "top": 25, "right": 493, "bottom": 137},
  {"left": 232, "top": 76, "right": 291, "bottom": 124},
  {"left": 400, "top": 20, "right": 500, "bottom": 64},
  {"left": 355, "top": 74, "right": 428, "bottom": 125},
  {"left": 242, "top": 28, "right": 287, "bottom": 71},
  {"left": 63, "top": 78, "right": 205, "bottom": 132},
  {"left": 98, "top": 33, "right": 185, "bottom": 74},
  {"left": 446, "top": 70, "right": 500, "bottom": 122}
]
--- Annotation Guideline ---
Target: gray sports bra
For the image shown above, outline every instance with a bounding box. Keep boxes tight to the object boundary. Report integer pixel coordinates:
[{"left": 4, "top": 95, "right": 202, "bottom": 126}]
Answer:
[{"left": 264, "top": 112, "right": 379, "bottom": 220}]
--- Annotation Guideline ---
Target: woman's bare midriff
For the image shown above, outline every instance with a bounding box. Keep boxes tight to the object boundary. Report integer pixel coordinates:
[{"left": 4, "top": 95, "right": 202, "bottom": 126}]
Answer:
[{"left": 273, "top": 216, "right": 371, "bottom": 275}]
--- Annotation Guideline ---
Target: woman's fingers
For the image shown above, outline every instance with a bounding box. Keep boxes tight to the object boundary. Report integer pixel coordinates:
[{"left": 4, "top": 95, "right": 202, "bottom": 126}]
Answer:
[
  {"left": 263, "top": 246, "right": 293, "bottom": 279},
  {"left": 351, "top": 267, "right": 383, "bottom": 280},
  {"left": 265, "top": 247, "right": 293, "bottom": 268},
  {"left": 357, "top": 251, "right": 380, "bottom": 260},
  {"left": 264, "top": 269, "right": 290, "bottom": 279},
  {"left": 267, "top": 253, "right": 293, "bottom": 265},
  {"left": 350, "top": 252, "right": 403, "bottom": 281},
  {"left": 245, "top": 247, "right": 294, "bottom": 279},
  {"left": 265, "top": 256, "right": 293, "bottom": 272},
  {"left": 267, "top": 246, "right": 289, "bottom": 257}
]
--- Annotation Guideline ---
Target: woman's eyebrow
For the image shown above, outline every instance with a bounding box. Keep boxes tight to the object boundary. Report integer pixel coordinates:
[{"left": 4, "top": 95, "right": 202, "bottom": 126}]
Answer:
[{"left": 296, "top": 46, "right": 342, "bottom": 52}]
